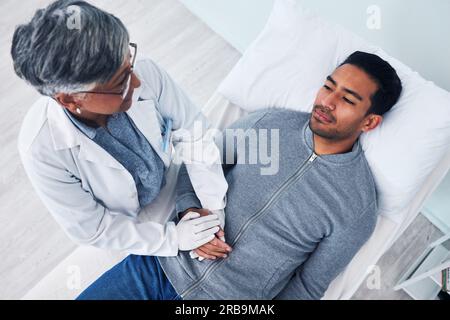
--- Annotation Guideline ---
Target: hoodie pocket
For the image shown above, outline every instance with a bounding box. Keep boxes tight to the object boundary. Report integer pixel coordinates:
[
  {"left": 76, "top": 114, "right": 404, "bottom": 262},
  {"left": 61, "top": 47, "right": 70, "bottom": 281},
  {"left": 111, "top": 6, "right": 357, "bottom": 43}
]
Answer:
[{"left": 261, "top": 258, "right": 294, "bottom": 299}]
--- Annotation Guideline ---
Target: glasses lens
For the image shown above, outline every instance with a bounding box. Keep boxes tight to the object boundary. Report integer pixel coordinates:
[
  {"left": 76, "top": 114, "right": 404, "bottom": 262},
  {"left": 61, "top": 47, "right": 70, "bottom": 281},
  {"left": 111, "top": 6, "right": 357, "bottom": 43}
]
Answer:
[
  {"left": 121, "top": 44, "right": 137, "bottom": 99},
  {"left": 121, "top": 75, "right": 131, "bottom": 99},
  {"left": 130, "top": 44, "right": 137, "bottom": 67}
]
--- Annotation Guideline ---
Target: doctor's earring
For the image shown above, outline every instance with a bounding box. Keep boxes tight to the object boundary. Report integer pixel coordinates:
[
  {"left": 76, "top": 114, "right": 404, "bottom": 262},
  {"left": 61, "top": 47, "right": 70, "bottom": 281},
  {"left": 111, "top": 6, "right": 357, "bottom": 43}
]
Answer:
[{"left": 76, "top": 108, "right": 82, "bottom": 115}]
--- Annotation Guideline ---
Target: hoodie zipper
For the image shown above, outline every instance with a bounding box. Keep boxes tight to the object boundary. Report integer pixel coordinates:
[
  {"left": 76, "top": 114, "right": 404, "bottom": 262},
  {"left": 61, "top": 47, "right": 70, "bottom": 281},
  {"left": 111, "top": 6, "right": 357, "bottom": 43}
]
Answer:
[{"left": 180, "top": 152, "right": 319, "bottom": 298}]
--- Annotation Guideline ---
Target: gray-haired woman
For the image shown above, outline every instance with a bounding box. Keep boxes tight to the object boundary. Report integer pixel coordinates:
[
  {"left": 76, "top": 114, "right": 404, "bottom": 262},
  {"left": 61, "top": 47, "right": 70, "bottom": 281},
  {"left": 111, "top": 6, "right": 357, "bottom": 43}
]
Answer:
[{"left": 12, "top": 0, "right": 230, "bottom": 257}]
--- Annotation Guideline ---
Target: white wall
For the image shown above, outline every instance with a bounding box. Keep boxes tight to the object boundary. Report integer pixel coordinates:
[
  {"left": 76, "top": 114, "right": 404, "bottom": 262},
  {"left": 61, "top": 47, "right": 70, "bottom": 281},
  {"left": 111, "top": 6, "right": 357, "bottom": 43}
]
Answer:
[{"left": 180, "top": 0, "right": 450, "bottom": 91}]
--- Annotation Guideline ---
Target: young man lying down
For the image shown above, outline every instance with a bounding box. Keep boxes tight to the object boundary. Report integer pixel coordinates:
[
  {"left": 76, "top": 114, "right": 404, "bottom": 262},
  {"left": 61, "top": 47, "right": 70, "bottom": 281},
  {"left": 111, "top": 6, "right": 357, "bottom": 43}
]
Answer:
[{"left": 78, "top": 51, "right": 402, "bottom": 300}]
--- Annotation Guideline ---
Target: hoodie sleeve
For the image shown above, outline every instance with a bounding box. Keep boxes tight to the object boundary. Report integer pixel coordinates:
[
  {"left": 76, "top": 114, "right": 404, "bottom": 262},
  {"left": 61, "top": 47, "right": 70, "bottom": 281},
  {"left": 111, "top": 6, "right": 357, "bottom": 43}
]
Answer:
[{"left": 275, "top": 201, "right": 378, "bottom": 300}]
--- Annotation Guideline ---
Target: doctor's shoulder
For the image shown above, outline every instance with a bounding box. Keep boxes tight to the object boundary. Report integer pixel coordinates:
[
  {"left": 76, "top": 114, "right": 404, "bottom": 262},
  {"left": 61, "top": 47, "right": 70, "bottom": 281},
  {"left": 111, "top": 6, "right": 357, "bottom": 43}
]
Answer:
[
  {"left": 17, "top": 97, "right": 53, "bottom": 157},
  {"left": 16, "top": 96, "right": 73, "bottom": 173}
]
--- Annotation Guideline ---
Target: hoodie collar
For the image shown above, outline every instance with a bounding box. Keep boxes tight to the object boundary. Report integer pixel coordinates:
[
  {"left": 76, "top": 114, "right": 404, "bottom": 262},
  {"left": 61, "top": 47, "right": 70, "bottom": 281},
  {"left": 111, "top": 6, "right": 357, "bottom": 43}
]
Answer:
[{"left": 303, "top": 115, "right": 362, "bottom": 164}]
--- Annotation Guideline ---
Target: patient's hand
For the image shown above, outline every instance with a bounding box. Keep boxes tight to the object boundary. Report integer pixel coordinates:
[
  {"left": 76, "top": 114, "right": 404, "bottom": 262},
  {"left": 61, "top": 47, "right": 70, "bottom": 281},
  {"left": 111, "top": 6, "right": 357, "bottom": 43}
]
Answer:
[
  {"left": 194, "top": 228, "right": 231, "bottom": 260},
  {"left": 181, "top": 208, "right": 232, "bottom": 260}
]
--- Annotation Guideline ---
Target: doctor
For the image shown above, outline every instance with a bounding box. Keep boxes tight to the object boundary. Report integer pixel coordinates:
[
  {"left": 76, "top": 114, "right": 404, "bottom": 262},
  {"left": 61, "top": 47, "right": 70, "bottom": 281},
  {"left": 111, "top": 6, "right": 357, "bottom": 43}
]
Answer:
[{"left": 12, "top": 0, "right": 230, "bottom": 256}]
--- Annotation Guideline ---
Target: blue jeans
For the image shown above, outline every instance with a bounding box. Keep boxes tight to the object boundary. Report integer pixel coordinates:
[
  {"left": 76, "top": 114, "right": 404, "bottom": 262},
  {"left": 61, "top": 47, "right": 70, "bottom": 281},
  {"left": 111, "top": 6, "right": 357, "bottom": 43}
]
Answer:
[{"left": 77, "top": 255, "right": 181, "bottom": 300}]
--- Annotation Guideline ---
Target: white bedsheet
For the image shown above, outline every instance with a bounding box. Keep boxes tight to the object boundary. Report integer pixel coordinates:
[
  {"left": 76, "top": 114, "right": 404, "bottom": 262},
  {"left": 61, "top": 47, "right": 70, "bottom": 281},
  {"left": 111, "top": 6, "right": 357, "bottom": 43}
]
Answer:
[{"left": 23, "top": 93, "right": 450, "bottom": 300}]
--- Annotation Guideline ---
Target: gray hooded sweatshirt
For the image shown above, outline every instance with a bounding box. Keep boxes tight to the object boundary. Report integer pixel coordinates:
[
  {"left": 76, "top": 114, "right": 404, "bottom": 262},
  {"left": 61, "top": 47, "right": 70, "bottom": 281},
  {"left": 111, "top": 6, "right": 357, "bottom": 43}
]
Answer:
[{"left": 158, "top": 109, "right": 378, "bottom": 300}]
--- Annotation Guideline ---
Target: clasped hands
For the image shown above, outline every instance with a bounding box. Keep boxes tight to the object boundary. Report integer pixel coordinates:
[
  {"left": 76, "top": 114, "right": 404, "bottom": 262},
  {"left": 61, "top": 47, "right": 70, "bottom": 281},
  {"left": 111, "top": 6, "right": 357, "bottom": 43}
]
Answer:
[{"left": 177, "top": 207, "right": 232, "bottom": 260}]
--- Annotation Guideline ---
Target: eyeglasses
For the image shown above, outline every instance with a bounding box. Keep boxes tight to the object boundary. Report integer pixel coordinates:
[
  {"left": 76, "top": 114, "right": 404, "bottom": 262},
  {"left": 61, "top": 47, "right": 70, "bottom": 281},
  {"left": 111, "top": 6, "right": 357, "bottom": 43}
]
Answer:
[{"left": 74, "top": 42, "right": 137, "bottom": 99}]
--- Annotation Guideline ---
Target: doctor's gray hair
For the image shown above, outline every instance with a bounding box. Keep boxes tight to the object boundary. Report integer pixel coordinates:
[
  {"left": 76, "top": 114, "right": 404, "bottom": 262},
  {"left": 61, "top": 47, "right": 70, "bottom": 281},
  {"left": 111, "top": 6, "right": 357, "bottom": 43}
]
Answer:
[{"left": 11, "top": 0, "right": 130, "bottom": 96}]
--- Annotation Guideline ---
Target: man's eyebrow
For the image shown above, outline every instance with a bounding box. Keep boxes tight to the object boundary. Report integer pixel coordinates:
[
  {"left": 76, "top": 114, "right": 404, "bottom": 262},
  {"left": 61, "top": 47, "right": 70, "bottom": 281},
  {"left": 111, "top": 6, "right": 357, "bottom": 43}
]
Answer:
[
  {"left": 326, "top": 75, "right": 363, "bottom": 101},
  {"left": 326, "top": 76, "right": 337, "bottom": 86},
  {"left": 343, "top": 87, "right": 363, "bottom": 101}
]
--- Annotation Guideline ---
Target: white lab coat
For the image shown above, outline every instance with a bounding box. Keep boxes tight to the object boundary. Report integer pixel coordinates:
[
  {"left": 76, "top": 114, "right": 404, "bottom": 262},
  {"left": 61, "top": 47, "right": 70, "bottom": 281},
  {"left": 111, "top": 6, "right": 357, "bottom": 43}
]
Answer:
[{"left": 17, "top": 58, "right": 227, "bottom": 256}]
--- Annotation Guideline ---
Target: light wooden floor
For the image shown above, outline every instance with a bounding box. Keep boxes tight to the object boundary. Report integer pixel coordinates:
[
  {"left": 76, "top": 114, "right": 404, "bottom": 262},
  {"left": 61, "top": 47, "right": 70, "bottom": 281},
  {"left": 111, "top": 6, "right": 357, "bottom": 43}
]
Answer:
[
  {"left": 352, "top": 214, "right": 443, "bottom": 300},
  {"left": 0, "top": 0, "right": 441, "bottom": 300}
]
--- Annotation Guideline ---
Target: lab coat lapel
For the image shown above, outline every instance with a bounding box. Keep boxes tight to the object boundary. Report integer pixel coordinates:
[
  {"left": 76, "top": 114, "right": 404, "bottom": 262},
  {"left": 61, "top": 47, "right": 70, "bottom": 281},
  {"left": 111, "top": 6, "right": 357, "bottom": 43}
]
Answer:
[
  {"left": 77, "top": 136, "right": 126, "bottom": 169},
  {"left": 47, "top": 98, "right": 125, "bottom": 170},
  {"left": 126, "top": 98, "right": 172, "bottom": 168}
]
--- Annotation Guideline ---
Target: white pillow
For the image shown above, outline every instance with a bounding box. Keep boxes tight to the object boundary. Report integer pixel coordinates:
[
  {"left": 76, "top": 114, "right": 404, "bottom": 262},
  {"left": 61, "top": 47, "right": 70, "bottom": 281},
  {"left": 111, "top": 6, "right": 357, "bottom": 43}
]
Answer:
[{"left": 218, "top": 0, "right": 450, "bottom": 221}]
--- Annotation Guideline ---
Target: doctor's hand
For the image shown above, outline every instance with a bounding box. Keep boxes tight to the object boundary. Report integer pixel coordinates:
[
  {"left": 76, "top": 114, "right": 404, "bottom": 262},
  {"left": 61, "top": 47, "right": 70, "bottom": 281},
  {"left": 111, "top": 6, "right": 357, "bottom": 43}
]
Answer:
[
  {"left": 194, "top": 229, "right": 232, "bottom": 260},
  {"left": 176, "top": 211, "right": 221, "bottom": 251},
  {"left": 181, "top": 208, "right": 232, "bottom": 260}
]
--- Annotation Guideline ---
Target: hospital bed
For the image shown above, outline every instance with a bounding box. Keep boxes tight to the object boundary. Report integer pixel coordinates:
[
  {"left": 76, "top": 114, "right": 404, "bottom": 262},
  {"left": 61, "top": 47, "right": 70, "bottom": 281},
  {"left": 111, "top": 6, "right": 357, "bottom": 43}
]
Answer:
[{"left": 22, "top": 91, "right": 450, "bottom": 300}]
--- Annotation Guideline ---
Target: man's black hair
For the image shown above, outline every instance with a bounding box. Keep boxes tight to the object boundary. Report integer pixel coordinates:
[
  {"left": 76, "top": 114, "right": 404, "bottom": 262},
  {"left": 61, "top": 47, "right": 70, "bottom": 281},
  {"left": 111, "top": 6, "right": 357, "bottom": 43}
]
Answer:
[{"left": 340, "top": 51, "right": 402, "bottom": 116}]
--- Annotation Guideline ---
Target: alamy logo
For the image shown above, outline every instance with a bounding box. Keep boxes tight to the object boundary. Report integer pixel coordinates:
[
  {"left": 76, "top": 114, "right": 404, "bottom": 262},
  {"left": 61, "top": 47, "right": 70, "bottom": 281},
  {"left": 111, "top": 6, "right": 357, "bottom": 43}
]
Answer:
[
  {"left": 53, "top": 5, "right": 82, "bottom": 31},
  {"left": 222, "top": 128, "right": 280, "bottom": 176},
  {"left": 66, "top": 265, "right": 81, "bottom": 290},
  {"left": 66, "top": 5, "right": 82, "bottom": 30},
  {"left": 366, "top": 265, "right": 381, "bottom": 290},
  {"left": 367, "top": 5, "right": 382, "bottom": 30},
  {"left": 171, "top": 121, "right": 280, "bottom": 176}
]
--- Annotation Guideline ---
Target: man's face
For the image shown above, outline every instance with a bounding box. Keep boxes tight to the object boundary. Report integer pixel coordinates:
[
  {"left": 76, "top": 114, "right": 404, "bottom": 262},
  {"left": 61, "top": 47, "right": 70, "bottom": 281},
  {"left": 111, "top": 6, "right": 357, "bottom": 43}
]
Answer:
[{"left": 310, "top": 64, "right": 378, "bottom": 140}]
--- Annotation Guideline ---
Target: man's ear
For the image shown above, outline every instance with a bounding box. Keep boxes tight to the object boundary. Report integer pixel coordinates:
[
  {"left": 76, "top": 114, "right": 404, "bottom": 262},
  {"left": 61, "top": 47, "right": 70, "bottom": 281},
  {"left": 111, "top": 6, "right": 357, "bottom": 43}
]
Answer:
[
  {"left": 54, "top": 93, "right": 80, "bottom": 113},
  {"left": 361, "top": 114, "right": 383, "bottom": 133}
]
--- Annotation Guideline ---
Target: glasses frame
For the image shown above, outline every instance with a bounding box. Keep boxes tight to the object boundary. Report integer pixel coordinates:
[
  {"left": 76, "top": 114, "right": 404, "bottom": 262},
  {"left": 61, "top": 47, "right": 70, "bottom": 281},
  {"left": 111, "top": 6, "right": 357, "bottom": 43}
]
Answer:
[{"left": 73, "top": 42, "right": 137, "bottom": 100}]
